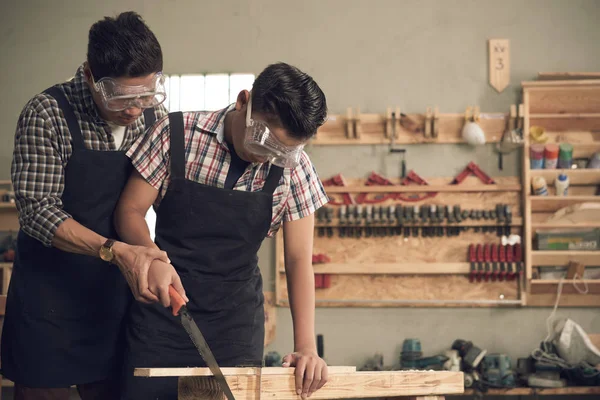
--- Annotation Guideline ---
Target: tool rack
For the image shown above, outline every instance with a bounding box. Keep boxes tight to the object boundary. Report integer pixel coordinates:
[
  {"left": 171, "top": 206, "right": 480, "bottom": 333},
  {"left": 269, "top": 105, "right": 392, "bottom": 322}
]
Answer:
[
  {"left": 521, "top": 79, "right": 600, "bottom": 307},
  {"left": 275, "top": 166, "right": 525, "bottom": 307}
]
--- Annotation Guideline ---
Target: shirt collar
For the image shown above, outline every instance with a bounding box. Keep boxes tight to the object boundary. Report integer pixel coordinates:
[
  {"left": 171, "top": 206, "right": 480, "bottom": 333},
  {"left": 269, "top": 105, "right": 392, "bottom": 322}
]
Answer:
[
  {"left": 71, "top": 64, "right": 106, "bottom": 125},
  {"left": 211, "top": 103, "right": 236, "bottom": 144}
]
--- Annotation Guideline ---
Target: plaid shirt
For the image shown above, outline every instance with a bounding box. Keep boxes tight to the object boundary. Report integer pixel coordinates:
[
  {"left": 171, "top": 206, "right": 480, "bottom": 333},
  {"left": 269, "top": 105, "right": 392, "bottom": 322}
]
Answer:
[
  {"left": 127, "top": 105, "right": 329, "bottom": 237},
  {"left": 11, "top": 64, "right": 168, "bottom": 247}
]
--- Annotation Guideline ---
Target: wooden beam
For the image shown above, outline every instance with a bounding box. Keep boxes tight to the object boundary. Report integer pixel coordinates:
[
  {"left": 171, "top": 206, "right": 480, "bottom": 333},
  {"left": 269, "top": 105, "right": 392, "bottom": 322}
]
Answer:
[
  {"left": 529, "top": 169, "right": 600, "bottom": 186},
  {"left": 325, "top": 184, "right": 521, "bottom": 193},
  {"left": 135, "top": 366, "right": 357, "bottom": 377},
  {"left": 538, "top": 72, "right": 600, "bottom": 81},
  {"left": 134, "top": 368, "right": 464, "bottom": 400},
  {"left": 280, "top": 263, "right": 471, "bottom": 275},
  {"left": 531, "top": 251, "right": 599, "bottom": 266}
]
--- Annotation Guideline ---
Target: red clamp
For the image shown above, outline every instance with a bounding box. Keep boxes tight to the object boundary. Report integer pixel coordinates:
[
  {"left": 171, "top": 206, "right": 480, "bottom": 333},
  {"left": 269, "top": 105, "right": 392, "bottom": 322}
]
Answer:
[
  {"left": 356, "top": 172, "right": 395, "bottom": 204},
  {"left": 397, "top": 170, "right": 437, "bottom": 202},
  {"left": 491, "top": 244, "right": 501, "bottom": 281},
  {"left": 499, "top": 245, "right": 507, "bottom": 281},
  {"left": 483, "top": 244, "right": 492, "bottom": 282},
  {"left": 312, "top": 254, "right": 331, "bottom": 264},
  {"left": 514, "top": 243, "right": 523, "bottom": 280},
  {"left": 451, "top": 162, "right": 496, "bottom": 185},
  {"left": 323, "top": 174, "right": 353, "bottom": 206},
  {"left": 312, "top": 253, "right": 331, "bottom": 289},
  {"left": 476, "top": 244, "right": 484, "bottom": 282},
  {"left": 506, "top": 245, "right": 515, "bottom": 281},
  {"left": 468, "top": 244, "right": 477, "bottom": 283}
]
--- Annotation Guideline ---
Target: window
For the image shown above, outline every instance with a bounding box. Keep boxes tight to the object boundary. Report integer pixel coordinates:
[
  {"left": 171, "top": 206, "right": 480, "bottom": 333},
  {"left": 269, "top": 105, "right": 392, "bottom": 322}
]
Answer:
[{"left": 145, "top": 73, "right": 256, "bottom": 240}]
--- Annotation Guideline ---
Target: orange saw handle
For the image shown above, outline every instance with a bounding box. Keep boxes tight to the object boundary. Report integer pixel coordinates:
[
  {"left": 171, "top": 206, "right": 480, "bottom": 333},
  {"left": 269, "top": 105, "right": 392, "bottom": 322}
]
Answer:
[{"left": 168, "top": 285, "right": 186, "bottom": 316}]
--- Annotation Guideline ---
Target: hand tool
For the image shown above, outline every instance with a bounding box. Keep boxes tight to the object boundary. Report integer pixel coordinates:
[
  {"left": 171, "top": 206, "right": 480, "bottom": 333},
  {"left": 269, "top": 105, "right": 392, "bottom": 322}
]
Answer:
[
  {"left": 498, "top": 245, "right": 506, "bottom": 280},
  {"left": 326, "top": 207, "right": 334, "bottom": 237},
  {"left": 169, "top": 286, "right": 236, "bottom": 400},
  {"left": 461, "top": 209, "right": 470, "bottom": 221},
  {"left": 338, "top": 205, "right": 347, "bottom": 238},
  {"left": 447, "top": 205, "right": 455, "bottom": 223},
  {"left": 506, "top": 244, "right": 515, "bottom": 280},
  {"left": 378, "top": 206, "right": 386, "bottom": 236},
  {"left": 365, "top": 205, "right": 373, "bottom": 238},
  {"left": 347, "top": 206, "right": 355, "bottom": 237},
  {"left": 451, "top": 162, "right": 496, "bottom": 185},
  {"left": 389, "top": 112, "right": 407, "bottom": 178},
  {"left": 513, "top": 243, "right": 523, "bottom": 281},
  {"left": 454, "top": 205, "right": 462, "bottom": 223},
  {"left": 476, "top": 244, "right": 484, "bottom": 282},
  {"left": 355, "top": 205, "right": 363, "bottom": 238},
  {"left": 491, "top": 244, "right": 499, "bottom": 281},
  {"left": 496, "top": 204, "right": 505, "bottom": 224},
  {"left": 483, "top": 244, "right": 492, "bottom": 282},
  {"left": 436, "top": 205, "right": 445, "bottom": 223},
  {"left": 468, "top": 244, "right": 477, "bottom": 283},
  {"left": 316, "top": 208, "right": 325, "bottom": 237}
]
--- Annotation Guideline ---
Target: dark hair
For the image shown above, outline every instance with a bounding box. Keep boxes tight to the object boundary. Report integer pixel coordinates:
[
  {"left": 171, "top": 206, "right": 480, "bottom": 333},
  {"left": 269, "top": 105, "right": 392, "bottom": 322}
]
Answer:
[
  {"left": 251, "top": 62, "right": 327, "bottom": 140},
  {"left": 87, "top": 11, "right": 162, "bottom": 80}
]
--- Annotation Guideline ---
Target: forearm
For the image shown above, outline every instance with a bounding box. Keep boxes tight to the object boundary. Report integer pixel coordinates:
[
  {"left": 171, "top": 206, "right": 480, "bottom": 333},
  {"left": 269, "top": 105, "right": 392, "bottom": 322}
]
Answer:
[
  {"left": 114, "top": 207, "right": 157, "bottom": 249},
  {"left": 51, "top": 218, "right": 107, "bottom": 257},
  {"left": 285, "top": 258, "right": 317, "bottom": 353}
]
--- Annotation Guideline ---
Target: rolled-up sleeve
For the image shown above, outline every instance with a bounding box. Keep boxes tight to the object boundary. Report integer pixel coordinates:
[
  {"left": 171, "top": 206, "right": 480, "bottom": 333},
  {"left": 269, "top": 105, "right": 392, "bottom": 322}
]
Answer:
[{"left": 11, "top": 100, "right": 71, "bottom": 247}]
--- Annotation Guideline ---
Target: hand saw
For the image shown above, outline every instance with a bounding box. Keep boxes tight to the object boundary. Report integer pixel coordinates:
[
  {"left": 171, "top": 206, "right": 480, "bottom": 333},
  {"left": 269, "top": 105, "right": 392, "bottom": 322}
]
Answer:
[{"left": 169, "top": 285, "right": 236, "bottom": 400}]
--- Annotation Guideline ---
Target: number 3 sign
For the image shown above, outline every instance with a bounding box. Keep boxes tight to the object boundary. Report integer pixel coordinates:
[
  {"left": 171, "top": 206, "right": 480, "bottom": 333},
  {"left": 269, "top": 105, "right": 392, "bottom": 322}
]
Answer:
[{"left": 489, "top": 39, "right": 510, "bottom": 93}]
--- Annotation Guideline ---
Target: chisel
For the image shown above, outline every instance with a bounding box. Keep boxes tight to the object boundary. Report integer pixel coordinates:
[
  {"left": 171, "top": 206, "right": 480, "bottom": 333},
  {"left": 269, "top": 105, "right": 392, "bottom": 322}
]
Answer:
[{"left": 169, "top": 286, "right": 236, "bottom": 400}]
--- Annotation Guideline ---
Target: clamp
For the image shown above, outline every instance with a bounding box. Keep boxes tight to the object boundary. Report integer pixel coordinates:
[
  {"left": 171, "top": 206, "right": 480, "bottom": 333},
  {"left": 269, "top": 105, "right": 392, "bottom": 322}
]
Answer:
[{"left": 451, "top": 162, "right": 496, "bottom": 185}]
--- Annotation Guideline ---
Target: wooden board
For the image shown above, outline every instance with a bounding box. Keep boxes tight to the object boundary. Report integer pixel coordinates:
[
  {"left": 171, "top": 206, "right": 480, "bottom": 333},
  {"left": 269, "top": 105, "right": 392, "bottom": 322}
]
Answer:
[
  {"left": 529, "top": 169, "right": 600, "bottom": 186},
  {"left": 311, "top": 112, "right": 508, "bottom": 145},
  {"left": 135, "top": 367, "right": 463, "bottom": 400},
  {"left": 460, "top": 386, "right": 600, "bottom": 396},
  {"left": 263, "top": 291, "right": 275, "bottom": 347},
  {"left": 135, "top": 366, "right": 357, "bottom": 377},
  {"left": 529, "top": 196, "right": 600, "bottom": 213},
  {"left": 531, "top": 251, "right": 599, "bottom": 266},
  {"left": 538, "top": 72, "right": 600, "bottom": 80},
  {"left": 523, "top": 81, "right": 600, "bottom": 114},
  {"left": 530, "top": 279, "right": 600, "bottom": 295},
  {"left": 526, "top": 292, "right": 600, "bottom": 307},
  {"left": 488, "top": 39, "right": 510, "bottom": 93}
]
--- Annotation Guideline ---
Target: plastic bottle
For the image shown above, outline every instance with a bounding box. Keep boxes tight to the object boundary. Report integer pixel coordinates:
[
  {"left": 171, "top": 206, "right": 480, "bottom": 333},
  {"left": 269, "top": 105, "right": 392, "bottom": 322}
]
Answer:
[
  {"left": 555, "top": 172, "right": 569, "bottom": 196},
  {"left": 532, "top": 176, "right": 548, "bottom": 196},
  {"left": 588, "top": 152, "right": 600, "bottom": 169},
  {"left": 544, "top": 144, "right": 559, "bottom": 169}
]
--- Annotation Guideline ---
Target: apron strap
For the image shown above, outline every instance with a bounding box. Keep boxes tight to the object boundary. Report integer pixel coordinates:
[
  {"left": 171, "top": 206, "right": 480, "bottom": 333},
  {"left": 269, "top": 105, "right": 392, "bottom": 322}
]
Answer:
[
  {"left": 168, "top": 111, "right": 186, "bottom": 180},
  {"left": 43, "top": 86, "right": 85, "bottom": 151},
  {"left": 262, "top": 165, "right": 283, "bottom": 195},
  {"left": 143, "top": 108, "right": 156, "bottom": 131}
]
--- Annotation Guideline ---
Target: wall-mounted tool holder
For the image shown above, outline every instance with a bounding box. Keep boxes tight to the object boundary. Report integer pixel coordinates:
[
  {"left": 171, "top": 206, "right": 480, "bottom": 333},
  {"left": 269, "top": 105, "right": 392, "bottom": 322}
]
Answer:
[
  {"left": 312, "top": 105, "right": 519, "bottom": 145},
  {"left": 275, "top": 167, "right": 524, "bottom": 308}
]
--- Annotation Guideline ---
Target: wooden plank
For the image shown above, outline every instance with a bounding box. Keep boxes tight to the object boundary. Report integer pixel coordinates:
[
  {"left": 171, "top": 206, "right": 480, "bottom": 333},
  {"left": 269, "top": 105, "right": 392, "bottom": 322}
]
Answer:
[
  {"left": 529, "top": 169, "right": 600, "bottom": 186},
  {"left": 316, "top": 218, "right": 523, "bottom": 228},
  {"left": 526, "top": 86, "right": 600, "bottom": 114},
  {"left": 527, "top": 292, "right": 600, "bottom": 307},
  {"left": 530, "top": 279, "right": 600, "bottom": 294},
  {"left": 135, "top": 366, "right": 357, "bottom": 377},
  {"left": 285, "top": 262, "right": 472, "bottom": 275},
  {"left": 263, "top": 291, "right": 275, "bottom": 347},
  {"left": 538, "top": 72, "right": 600, "bottom": 81},
  {"left": 530, "top": 113, "right": 600, "bottom": 118},
  {"left": 325, "top": 184, "right": 520, "bottom": 193},
  {"left": 173, "top": 370, "right": 464, "bottom": 399},
  {"left": 530, "top": 196, "right": 600, "bottom": 213},
  {"left": 523, "top": 79, "right": 600, "bottom": 88},
  {"left": 461, "top": 386, "right": 600, "bottom": 395},
  {"left": 529, "top": 117, "right": 600, "bottom": 131},
  {"left": 531, "top": 251, "right": 600, "bottom": 266},
  {"left": 311, "top": 112, "right": 508, "bottom": 145}
]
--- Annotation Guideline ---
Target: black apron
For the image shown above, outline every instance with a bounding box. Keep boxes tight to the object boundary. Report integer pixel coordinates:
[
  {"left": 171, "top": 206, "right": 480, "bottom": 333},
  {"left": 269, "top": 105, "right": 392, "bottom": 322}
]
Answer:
[
  {"left": 121, "top": 112, "right": 283, "bottom": 400},
  {"left": 0, "top": 86, "right": 156, "bottom": 387}
]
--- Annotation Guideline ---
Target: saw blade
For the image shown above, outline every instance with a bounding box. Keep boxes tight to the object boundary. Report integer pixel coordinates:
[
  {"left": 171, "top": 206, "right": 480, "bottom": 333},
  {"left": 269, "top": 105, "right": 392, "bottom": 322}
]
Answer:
[{"left": 180, "top": 308, "right": 236, "bottom": 400}]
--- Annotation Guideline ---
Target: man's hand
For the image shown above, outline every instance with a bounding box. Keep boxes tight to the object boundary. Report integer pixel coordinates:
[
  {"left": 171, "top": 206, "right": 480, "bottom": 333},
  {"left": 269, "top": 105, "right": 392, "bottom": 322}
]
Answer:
[
  {"left": 112, "top": 242, "right": 179, "bottom": 304},
  {"left": 147, "top": 259, "right": 187, "bottom": 307},
  {"left": 282, "top": 350, "right": 328, "bottom": 399}
]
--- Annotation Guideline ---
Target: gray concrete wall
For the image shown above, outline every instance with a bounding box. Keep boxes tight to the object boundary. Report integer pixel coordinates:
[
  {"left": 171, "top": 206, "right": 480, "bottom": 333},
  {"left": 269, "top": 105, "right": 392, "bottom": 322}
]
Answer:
[{"left": 1, "top": 1, "right": 599, "bottom": 398}]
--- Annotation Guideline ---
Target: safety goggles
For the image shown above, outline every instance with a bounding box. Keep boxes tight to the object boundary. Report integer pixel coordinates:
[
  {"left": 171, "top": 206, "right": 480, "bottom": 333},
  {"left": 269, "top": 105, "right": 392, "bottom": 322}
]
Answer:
[
  {"left": 243, "top": 96, "right": 304, "bottom": 168},
  {"left": 91, "top": 72, "right": 167, "bottom": 111}
]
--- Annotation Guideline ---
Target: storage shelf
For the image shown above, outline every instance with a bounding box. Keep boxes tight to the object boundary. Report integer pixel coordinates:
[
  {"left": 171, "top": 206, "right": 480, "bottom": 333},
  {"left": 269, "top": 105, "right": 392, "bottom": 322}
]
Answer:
[
  {"left": 316, "top": 217, "right": 523, "bottom": 228},
  {"left": 325, "top": 184, "right": 521, "bottom": 194},
  {"left": 530, "top": 112, "right": 600, "bottom": 118},
  {"left": 532, "top": 222, "right": 600, "bottom": 229},
  {"left": 0, "top": 203, "right": 16, "bottom": 209},
  {"left": 529, "top": 169, "right": 600, "bottom": 185},
  {"left": 531, "top": 251, "right": 600, "bottom": 266},
  {"left": 530, "top": 279, "right": 600, "bottom": 294},
  {"left": 281, "top": 262, "right": 472, "bottom": 275},
  {"left": 529, "top": 195, "right": 600, "bottom": 212}
]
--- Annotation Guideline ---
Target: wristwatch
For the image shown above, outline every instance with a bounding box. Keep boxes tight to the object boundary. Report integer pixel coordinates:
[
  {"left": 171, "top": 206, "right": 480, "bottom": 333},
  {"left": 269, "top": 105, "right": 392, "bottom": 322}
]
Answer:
[{"left": 99, "top": 239, "right": 116, "bottom": 262}]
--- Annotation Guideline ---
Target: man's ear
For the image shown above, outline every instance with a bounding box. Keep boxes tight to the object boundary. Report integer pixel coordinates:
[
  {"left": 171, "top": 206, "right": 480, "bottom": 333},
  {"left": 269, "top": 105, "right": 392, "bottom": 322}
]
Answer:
[
  {"left": 235, "top": 90, "right": 250, "bottom": 112},
  {"left": 83, "top": 62, "right": 94, "bottom": 86}
]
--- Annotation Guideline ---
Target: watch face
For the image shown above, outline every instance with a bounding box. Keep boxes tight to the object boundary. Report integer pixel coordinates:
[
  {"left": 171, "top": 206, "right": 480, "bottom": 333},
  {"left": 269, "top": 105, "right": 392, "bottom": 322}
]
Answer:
[{"left": 100, "top": 246, "right": 113, "bottom": 262}]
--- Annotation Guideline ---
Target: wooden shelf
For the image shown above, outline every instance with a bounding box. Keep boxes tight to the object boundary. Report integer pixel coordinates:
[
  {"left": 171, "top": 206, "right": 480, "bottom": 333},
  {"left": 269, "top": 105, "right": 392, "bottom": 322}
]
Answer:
[
  {"left": 530, "top": 279, "right": 600, "bottom": 294},
  {"left": 532, "top": 222, "right": 600, "bottom": 229},
  {"left": 325, "top": 184, "right": 521, "bottom": 194},
  {"left": 316, "top": 217, "right": 523, "bottom": 228},
  {"left": 0, "top": 203, "right": 16, "bottom": 209},
  {"left": 460, "top": 386, "right": 600, "bottom": 396},
  {"left": 529, "top": 169, "right": 600, "bottom": 185},
  {"left": 530, "top": 112, "right": 600, "bottom": 118},
  {"left": 529, "top": 195, "right": 600, "bottom": 212},
  {"left": 531, "top": 251, "right": 599, "bottom": 266},
  {"left": 281, "top": 262, "right": 471, "bottom": 275}
]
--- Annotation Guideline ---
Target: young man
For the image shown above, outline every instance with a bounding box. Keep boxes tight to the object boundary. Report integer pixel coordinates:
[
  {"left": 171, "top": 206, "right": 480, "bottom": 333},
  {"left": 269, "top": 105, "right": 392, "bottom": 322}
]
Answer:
[
  {"left": 1, "top": 12, "right": 177, "bottom": 400},
  {"left": 115, "top": 62, "right": 330, "bottom": 399}
]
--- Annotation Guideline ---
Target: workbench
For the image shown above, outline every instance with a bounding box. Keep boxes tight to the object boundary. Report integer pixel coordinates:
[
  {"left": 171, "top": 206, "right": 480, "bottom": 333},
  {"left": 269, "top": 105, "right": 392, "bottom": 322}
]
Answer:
[{"left": 134, "top": 366, "right": 464, "bottom": 399}]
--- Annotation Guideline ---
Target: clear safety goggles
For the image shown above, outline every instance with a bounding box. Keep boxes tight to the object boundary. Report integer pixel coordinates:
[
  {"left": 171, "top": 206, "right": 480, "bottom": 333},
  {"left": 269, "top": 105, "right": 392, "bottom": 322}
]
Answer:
[
  {"left": 243, "top": 96, "right": 304, "bottom": 168},
  {"left": 92, "top": 72, "right": 167, "bottom": 111}
]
